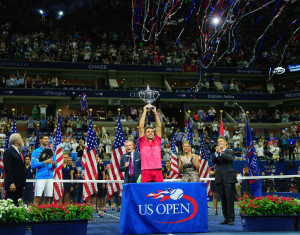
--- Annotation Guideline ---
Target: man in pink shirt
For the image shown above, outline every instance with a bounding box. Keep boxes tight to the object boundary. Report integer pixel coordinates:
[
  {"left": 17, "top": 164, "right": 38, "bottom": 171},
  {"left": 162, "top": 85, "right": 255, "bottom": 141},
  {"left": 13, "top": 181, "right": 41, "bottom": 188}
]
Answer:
[{"left": 138, "top": 104, "right": 163, "bottom": 183}]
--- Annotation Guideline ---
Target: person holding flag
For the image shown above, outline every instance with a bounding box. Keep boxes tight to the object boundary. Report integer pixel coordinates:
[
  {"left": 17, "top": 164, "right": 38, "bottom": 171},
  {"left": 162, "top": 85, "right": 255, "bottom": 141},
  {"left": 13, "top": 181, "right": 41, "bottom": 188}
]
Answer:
[
  {"left": 138, "top": 104, "right": 163, "bottom": 183},
  {"left": 212, "top": 136, "right": 237, "bottom": 225}
]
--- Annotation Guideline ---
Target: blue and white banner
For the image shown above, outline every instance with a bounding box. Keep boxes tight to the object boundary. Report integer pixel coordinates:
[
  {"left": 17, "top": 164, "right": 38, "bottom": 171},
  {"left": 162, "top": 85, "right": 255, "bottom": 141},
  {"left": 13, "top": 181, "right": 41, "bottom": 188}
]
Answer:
[
  {"left": 0, "top": 60, "right": 268, "bottom": 74},
  {"left": 2, "top": 88, "right": 300, "bottom": 101},
  {"left": 246, "top": 121, "right": 262, "bottom": 198},
  {"left": 120, "top": 182, "right": 208, "bottom": 234}
]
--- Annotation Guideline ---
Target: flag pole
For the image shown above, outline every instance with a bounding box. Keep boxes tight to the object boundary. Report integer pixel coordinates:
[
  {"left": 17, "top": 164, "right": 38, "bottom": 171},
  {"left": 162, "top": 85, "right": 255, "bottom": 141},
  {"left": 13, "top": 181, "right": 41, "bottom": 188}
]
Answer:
[
  {"left": 58, "top": 109, "right": 61, "bottom": 119},
  {"left": 246, "top": 111, "right": 249, "bottom": 122},
  {"left": 219, "top": 109, "right": 224, "bottom": 137},
  {"left": 187, "top": 110, "right": 191, "bottom": 116},
  {"left": 12, "top": 108, "right": 15, "bottom": 133}
]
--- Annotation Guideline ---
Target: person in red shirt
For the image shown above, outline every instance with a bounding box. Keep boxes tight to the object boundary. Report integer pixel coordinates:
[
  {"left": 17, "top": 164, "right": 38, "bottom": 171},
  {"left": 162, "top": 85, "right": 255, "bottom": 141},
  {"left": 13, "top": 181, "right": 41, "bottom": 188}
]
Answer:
[{"left": 138, "top": 104, "right": 163, "bottom": 183}]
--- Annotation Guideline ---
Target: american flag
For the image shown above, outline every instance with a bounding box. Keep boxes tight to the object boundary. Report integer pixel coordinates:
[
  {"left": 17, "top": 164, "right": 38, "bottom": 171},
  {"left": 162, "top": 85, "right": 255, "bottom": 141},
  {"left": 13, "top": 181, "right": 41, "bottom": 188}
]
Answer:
[
  {"left": 170, "top": 132, "right": 179, "bottom": 179},
  {"left": 4, "top": 128, "right": 10, "bottom": 151},
  {"left": 92, "top": 127, "right": 100, "bottom": 155},
  {"left": 4, "top": 115, "right": 17, "bottom": 150},
  {"left": 53, "top": 116, "right": 63, "bottom": 201},
  {"left": 199, "top": 137, "right": 211, "bottom": 197},
  {"left": 107, "top": 116, "right": 125, "bottom": 199},
  {"left": 1, "top": 114, "right": 16, "bottom": 194},
  {"left": 82, "top": 116, "right": 98, "bottom": 201},
  {"left": 11, "top": 115, "right": 17, "bottom": 134}
]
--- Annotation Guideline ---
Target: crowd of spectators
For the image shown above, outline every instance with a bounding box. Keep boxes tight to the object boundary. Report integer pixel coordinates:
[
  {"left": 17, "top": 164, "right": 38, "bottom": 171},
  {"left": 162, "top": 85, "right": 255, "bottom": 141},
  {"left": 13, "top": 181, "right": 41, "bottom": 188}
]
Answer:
[
  {"left": 229, "top": 108, "right": 300, "bottom": 123},
  {"left": 0, "top": 0, "right": 299, "bottom": 69},
  {"left": 2, "top": 104, "right": 299, "bottom": 162},
  {"left": 1, "top": 106, "right": 300, "bottom": 209},
  {"left": 260, "top": 171, "right": 300, "bottom": 194},
  {"left": 0, "top": 26, "right": 298, "bottom": 68}
]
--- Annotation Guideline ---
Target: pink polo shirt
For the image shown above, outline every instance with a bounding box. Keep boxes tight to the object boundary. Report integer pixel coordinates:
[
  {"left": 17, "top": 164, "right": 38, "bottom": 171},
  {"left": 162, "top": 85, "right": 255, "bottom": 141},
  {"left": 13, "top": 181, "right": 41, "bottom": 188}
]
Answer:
[{"left": 138, "top": 135, "right": 162, "bottom": 171}]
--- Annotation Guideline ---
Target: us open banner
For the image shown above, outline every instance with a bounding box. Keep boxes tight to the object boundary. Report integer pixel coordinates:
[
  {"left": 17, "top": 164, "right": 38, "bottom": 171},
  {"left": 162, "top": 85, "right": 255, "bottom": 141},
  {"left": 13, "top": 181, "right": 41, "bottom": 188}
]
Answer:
[{"left": 119, "top": 182, "right": 208, "bottom": 234}]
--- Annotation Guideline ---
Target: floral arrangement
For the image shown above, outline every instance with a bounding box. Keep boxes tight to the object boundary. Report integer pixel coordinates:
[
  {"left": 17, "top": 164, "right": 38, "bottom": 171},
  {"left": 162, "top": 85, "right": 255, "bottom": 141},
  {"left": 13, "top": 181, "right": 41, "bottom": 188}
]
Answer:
[
  {"left": 238, "top": 195, "right": 300, "bottom": 216},
  {"left": 0, "top": 199, "right": 29, "bottom": 223},
  {"left": 28, "top": 203, "right": 94, "bottom": 222}
]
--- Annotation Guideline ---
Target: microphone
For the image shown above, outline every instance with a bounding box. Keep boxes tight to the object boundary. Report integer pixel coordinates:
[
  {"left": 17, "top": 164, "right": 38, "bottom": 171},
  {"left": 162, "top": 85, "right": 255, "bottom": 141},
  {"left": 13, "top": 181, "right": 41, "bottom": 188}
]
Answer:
[{"left": 126, "top": 152, "right": 131, "bottom": 162}]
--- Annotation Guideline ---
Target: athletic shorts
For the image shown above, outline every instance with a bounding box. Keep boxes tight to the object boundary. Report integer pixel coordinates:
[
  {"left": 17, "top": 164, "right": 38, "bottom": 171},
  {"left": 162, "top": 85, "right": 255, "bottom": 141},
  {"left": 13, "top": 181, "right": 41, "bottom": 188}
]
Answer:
[
  {"left": 141, "top": 169, "right": 164, "bottom": 183},
  {"left": 35, "top": 179, "right": 53, "bottom": 197}
]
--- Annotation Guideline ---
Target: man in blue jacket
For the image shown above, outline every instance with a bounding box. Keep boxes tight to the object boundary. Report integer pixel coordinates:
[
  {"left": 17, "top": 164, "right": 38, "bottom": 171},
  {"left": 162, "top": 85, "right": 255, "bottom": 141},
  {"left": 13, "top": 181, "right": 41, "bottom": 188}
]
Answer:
[
  {"left": 119, "top": 140, "right": 141, "bottom": 183},
  {"left": 31, "top": 134, "right": 56, "bottom": 206}
]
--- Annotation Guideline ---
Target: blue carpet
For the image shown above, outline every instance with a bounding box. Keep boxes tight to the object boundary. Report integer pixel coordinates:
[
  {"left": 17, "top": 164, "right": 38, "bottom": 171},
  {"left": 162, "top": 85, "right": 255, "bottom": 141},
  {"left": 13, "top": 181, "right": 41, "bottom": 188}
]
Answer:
[{"left": 25, "top": 221, "right": 300, "bottom": 234}]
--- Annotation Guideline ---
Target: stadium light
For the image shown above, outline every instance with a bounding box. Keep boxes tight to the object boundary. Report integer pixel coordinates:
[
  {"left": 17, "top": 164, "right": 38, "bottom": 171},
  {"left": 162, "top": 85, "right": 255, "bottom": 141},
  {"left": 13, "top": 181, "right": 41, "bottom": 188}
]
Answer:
[
  {"left": 57, "top": 11, "right": 64, "bottom": 19},
  {"left": 212, "top": 17, "right": 220, "bottom": 25}
]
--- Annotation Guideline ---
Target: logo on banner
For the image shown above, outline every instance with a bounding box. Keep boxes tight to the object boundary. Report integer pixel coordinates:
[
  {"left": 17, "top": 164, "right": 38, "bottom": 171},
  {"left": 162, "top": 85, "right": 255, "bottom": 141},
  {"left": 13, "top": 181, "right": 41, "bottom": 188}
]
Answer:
[
  {"left": 138, "top": 188, "right": 198, "bottom": 224},
  {"left": 272, "top": 67, "right": 285, "bottom": 75}
]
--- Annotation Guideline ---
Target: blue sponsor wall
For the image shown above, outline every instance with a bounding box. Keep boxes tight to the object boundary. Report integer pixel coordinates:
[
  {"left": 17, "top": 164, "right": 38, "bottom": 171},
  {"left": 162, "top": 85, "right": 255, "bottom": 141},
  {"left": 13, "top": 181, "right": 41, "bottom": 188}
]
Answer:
[{"left": 1, "top": 88, "right": 300, "bottom": 101}]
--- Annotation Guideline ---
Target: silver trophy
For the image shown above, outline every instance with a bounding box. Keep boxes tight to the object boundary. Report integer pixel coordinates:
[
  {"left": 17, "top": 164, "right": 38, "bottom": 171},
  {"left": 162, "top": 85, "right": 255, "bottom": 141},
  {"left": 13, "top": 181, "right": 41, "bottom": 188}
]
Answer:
[{"left": 139, "top": 84, "right": 160, "bottom": 110}]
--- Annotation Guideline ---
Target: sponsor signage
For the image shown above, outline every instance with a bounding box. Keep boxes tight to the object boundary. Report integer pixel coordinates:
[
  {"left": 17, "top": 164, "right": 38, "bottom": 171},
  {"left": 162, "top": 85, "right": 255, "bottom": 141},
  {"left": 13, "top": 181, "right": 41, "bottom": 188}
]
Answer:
[
  {"left": 119, "top": 182, "right": 208, "bottom": 234},
  {"left": 272, "top": 67, "right": 286, "bottom": 75},
  {"left": 0, "top": 60, "right": 268, "bottom": 74},
  {"left": 1, "top": 88, "right": 300, "bottom": 101},
  {"left": 287, "top": 64, "right": 300, "bottom": 72}
]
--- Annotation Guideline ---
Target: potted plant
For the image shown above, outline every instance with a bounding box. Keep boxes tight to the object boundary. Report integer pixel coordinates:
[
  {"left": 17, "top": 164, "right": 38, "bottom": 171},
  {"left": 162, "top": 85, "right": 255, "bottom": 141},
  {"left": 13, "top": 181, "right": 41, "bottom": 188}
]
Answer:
[
  {"left": 28, "top": 203, "right": 94, "bottom": 235},
  {"left": 296, "top": 200, "right": 300, "bottom": 231},
  {"left": 0, "top": 199, "right": 29, "bottom": 235},
  {"left": 238, "top": 195, "right": 299, "bottom": 232}
]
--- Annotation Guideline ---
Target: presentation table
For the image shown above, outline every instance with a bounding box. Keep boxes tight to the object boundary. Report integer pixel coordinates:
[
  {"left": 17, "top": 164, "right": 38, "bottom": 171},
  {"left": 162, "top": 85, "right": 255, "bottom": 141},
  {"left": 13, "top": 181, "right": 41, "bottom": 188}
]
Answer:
[{"left": 120, "top": 182, "right": 208, "bottom": 234}]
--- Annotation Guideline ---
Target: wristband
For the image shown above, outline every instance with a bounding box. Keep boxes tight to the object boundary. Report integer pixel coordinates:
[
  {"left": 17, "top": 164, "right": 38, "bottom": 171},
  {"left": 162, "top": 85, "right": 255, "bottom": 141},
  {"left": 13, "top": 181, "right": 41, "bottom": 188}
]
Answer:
[{"left": 154, "top": 112, "right": 158, "bottom": 116}]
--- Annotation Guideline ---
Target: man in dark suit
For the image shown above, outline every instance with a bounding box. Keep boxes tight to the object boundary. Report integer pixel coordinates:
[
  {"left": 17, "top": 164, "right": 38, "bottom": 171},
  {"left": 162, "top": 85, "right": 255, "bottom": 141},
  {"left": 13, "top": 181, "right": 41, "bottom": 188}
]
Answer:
[
  {"left": 212, "top": 136, "right": 237, "bottom": 225},
  {"left": 3, "top": 133, "right": 26, "bottom": 205},
  {"left": 119, "top": 140, "right": 141, "bottom": 183}
]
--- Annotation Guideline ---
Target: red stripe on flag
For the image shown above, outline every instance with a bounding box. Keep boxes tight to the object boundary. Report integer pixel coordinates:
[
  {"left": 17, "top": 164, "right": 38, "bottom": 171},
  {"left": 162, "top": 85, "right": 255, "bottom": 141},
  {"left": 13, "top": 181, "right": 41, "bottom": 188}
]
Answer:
[
  {"left": 219, "top": 117, "right": 224, "bottom": 137},
  {"left": 198, "top": 157, "right": 211, "bottom": 197},
  {"left": 107, "top": 147, "right": 125, "bottom": 199},
  {"left": 83, "top": 148, "right": 98, "bottom": 201},
  {"left": 53, "top": 143, "right": 63, "bottom": 201}
]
